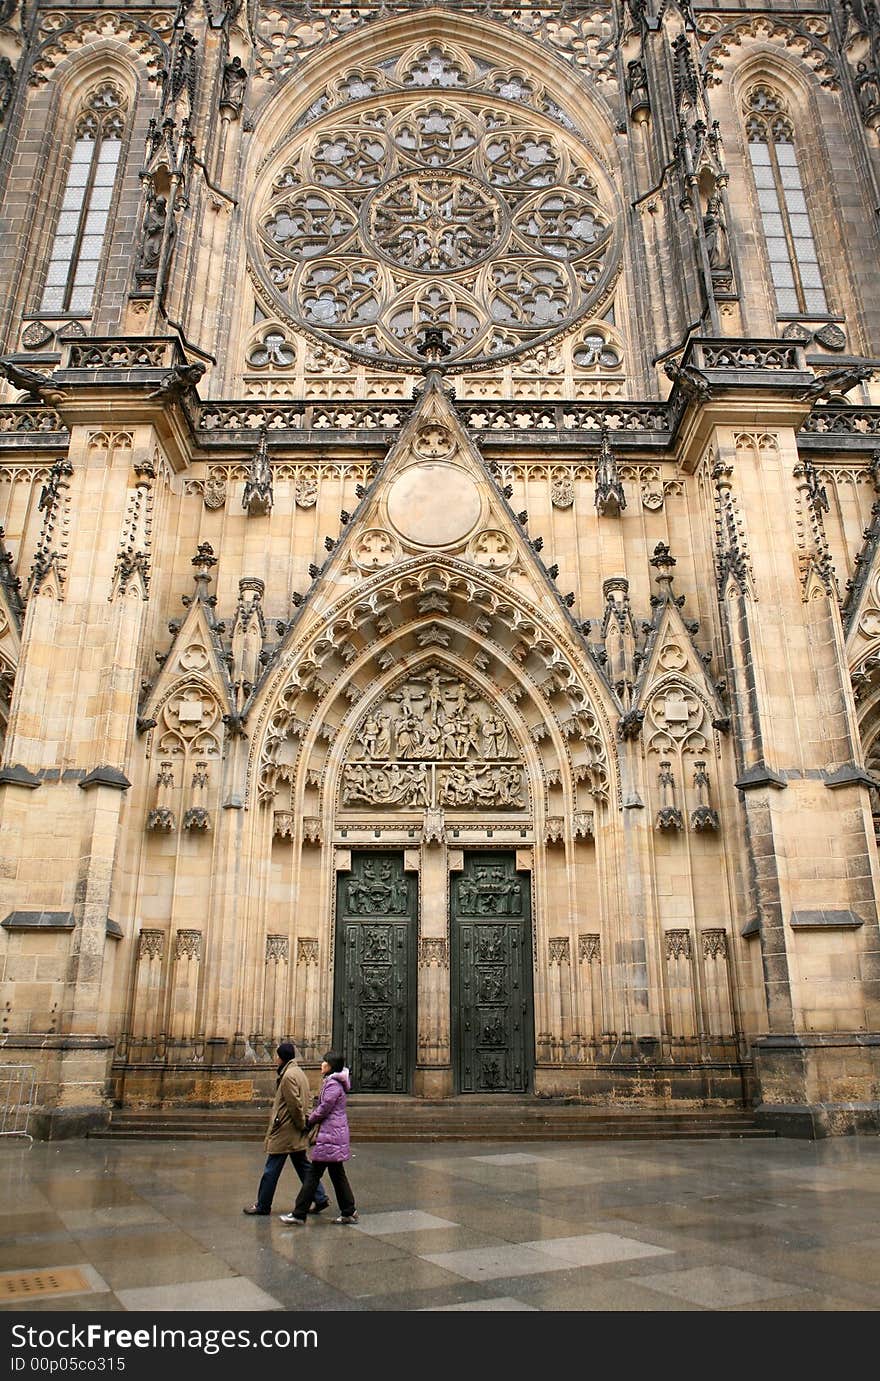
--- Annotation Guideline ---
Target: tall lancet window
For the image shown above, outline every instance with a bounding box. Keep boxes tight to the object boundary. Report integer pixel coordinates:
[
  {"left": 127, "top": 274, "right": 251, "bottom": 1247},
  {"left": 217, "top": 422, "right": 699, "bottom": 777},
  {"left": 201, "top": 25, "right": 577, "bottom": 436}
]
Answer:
[
  {"left": 744, "top": 85, "right": 828, "bottom": 317},
  {"left": 40, "top": 84, "right": 126, "bottom": 314}
]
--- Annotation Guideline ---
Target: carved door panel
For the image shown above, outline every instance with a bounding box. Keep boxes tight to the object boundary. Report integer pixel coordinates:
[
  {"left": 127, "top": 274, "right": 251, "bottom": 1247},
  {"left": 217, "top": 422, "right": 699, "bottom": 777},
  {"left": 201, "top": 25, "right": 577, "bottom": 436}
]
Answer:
[
  {"left": 334, "top": 852, "right": 416, "bottom": 1093},
  {"left": 451, "top": 852, "right": 533, "bottom": 1093}
]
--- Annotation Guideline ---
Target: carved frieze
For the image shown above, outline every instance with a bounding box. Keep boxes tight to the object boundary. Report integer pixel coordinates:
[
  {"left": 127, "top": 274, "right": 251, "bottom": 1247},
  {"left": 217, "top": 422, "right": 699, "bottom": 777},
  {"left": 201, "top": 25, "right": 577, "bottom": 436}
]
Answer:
[
  {"left": 545, "top": 816, "right": 565, "bottom": 844},
  {"left": 455, "top": 863, "right": 524, "bottom": 916},
  {"left": 341, "top": 668, "right": 526, "bottom": 812},
  {"left": 418, "top": 937, "right": 449, "bottom": 968},
  {"left": 422, "top": 805, "right": 445, "bottom": 844},
  {"left": 578, "top": 933, "right": 600, "bottom": 963},
  {"left": 702, "top": 929, "right": 728, "bottom": 960},
  {"left": 302, "top": 816, "right": 322, "bottom": 844},
  {"left": 273, "top": 810, "right": 295, "bottom": 840},
  {"left": 341, "top": 856, "right": 409, "bottom": 915},
  {"left": 572, "top": 810, "right": 594, "bottom": 841},
  {"left": 665, "top": 929, "right": 692, "bottom": 961},
  {"left": 297, "top": 937, "right": 319, "bottom": 965},
  {"left": 549, "top": 937, "right": 571, "bottom": 964}
]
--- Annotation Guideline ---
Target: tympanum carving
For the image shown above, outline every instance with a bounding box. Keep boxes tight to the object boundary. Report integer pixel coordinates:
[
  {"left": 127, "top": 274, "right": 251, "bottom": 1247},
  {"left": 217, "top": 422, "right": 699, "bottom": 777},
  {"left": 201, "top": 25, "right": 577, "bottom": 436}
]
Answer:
[{"left": 341, "top": 668, "right": 526, "bottom": 812}]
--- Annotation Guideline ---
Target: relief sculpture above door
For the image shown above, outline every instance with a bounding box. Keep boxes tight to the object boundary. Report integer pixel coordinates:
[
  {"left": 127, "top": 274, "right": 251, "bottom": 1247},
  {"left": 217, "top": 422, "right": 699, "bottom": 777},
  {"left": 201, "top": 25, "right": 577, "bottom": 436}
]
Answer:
[{"left": 339, "top": 667, "right": 528, "bottom": 814}]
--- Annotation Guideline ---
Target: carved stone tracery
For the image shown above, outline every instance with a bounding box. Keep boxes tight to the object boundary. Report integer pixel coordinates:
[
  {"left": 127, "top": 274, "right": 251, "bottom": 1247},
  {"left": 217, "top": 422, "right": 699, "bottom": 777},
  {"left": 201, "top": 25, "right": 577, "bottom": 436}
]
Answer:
[
  {"left": 253, "top": 76, "right": 616, "bottom": 368},
  {"left": 645, "top": 681, "right": 709, "bottom": 755}
]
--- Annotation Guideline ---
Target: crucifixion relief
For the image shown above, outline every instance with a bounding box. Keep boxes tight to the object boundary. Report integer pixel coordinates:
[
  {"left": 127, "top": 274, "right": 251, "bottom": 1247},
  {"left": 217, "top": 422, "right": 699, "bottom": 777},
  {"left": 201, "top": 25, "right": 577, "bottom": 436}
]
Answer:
[{"left": 341, "top": 669, "right": 527, "bottom": 810}]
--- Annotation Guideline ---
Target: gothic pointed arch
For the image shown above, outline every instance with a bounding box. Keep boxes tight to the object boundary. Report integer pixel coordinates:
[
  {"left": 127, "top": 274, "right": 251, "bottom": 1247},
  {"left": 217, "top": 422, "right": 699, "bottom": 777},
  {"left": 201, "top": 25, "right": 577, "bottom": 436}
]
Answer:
[{"left": 248, "top": 553, "right": 618, "bottom": 848}]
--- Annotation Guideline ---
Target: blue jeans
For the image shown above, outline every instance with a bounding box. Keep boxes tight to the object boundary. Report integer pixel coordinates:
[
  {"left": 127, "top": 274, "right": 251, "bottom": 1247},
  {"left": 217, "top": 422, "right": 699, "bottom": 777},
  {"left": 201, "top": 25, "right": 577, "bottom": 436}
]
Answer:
[{"left": 255, "top": 1151, "right": 330, "bottom": 1213}]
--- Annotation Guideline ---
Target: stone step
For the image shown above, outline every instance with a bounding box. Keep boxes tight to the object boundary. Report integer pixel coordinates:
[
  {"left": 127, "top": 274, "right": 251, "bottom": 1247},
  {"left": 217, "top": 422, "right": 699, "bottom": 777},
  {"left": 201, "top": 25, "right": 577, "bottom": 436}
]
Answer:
[{"left": 93, "top": 1102, "right": 772, "bottom": 1142}]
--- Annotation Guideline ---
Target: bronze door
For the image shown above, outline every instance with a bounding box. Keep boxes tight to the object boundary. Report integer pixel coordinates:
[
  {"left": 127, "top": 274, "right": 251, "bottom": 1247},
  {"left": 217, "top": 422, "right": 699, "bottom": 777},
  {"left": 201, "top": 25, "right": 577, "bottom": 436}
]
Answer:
[
  {"left": 451, "top": 852, "right": 533, "bottom": 1093},
  {"left": 334, "top": 852, "right": 416, "bottom": 1093}
]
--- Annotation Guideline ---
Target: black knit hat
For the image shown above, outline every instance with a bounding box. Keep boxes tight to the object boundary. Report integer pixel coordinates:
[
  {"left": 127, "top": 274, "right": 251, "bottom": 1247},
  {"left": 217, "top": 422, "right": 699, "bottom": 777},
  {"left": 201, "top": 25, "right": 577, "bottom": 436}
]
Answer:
[{"left": 276, "top": 1041, "right": 296, "bottom": 1062}]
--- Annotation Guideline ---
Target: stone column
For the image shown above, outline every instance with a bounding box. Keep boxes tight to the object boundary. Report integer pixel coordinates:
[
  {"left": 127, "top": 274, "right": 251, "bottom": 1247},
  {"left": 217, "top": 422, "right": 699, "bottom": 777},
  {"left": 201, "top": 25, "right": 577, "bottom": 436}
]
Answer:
[
  {"left": 168, "top": 928, "right": 202, "bottom": 1042},
  {"left": 577, "top": 933, "right": 603, "bottom": 1043},
  {"left": 132, "top": 928, "right": 165, "bottom": 1044},
  {"left": 415, "top": 836, "right": 451, "bottom": 1096}
]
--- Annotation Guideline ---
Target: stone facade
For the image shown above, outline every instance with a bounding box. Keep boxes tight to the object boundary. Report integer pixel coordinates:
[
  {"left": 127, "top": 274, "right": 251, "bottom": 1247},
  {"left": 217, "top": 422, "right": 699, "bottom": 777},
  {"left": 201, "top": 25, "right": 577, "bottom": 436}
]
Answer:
[{"left": 0, "top": 0, "right": 879, "bottom": 1136}]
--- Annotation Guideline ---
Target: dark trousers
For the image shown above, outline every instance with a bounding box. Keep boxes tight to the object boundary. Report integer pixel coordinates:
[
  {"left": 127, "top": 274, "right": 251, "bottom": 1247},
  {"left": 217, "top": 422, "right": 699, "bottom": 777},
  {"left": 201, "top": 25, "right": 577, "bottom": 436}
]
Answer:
[
  {"left": 292, "top": 1159, "right": 355, "bottom": 1220},
  {"left": 256, "top": 1151, "right": 329, "bottom": 1213}
]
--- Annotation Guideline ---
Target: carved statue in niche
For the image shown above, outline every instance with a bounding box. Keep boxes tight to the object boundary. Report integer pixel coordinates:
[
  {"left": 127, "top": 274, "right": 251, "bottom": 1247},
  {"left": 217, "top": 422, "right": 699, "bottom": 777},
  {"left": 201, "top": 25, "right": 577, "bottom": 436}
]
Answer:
[
  {"left": 220, "top": 56, "right": 247, "bottom": 117},
  {"left": 0, "top": 58, "right": 15, "bottom": 125},
  {"left": 136, "top": 193, "right": 168, "bottom": 286},
  {"left": 855, "top": 61, "right": 880, "bottom": 126}
]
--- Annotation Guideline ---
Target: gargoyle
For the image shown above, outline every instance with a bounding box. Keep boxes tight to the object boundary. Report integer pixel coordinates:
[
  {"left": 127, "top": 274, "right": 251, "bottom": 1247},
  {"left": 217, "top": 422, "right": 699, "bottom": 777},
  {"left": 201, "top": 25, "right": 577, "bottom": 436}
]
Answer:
[
  {"left": 0, "top": 358, "right": 67, "bottom": 405},
  {"left": 800, "top": 363, "right": 874, "bottom": 402},
  {"left": 146, "top": 361, "right": 206, "bottom": 402},
  {"left": 663, "top": 359, "right": 712, "bottom": 403}
]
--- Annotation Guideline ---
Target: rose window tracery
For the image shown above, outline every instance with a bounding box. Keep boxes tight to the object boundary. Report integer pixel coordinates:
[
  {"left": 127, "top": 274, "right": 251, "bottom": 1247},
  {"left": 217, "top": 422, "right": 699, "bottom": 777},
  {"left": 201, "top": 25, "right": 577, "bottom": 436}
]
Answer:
[
  {"left": 252, "top": 81, "right": 617, "bottom": 367},
  {"left": 367, "top": 173, "right": 502, "bottom": 273}
]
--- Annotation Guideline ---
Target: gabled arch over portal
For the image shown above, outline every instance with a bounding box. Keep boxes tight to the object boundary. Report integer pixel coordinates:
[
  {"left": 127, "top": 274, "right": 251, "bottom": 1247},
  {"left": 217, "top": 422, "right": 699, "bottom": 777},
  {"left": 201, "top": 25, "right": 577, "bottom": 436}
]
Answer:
[{"left": 248, "top": 554, "right": 618, "bottom": 846}]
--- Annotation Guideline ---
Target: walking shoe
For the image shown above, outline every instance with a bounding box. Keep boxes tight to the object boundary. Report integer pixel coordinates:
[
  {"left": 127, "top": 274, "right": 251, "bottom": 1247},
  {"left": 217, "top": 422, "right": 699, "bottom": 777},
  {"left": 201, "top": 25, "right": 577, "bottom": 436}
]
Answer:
[
  {"left": 308, "top": 1200, "right": 330, "bottom": 1214},
  {"left": 279, "top": 1213, "right": 306, "bottom": 1225},
  {"left": 332, "top": 1212, "right": 359, "bottom": 1224},
  {"left": 242, "top": 1206, "right": 269, "bottom": 1215}
]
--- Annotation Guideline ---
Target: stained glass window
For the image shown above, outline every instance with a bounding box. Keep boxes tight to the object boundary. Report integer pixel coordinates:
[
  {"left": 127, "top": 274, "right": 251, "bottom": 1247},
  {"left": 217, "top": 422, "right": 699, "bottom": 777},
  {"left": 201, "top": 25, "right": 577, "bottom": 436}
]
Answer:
[
  {"left": 745, "top": 87, "right": 828, "bottom": 317},
  {"left": 40, "top": 86, "right": 125, "bottom": 315}
]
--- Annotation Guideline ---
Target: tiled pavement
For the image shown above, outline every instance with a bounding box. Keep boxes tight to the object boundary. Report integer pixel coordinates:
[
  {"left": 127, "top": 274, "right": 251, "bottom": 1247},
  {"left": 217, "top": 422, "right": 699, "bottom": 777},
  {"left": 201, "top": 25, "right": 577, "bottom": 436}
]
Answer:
[{"left": 2, "top": 1136, "right": 880, "bottom": 1312}]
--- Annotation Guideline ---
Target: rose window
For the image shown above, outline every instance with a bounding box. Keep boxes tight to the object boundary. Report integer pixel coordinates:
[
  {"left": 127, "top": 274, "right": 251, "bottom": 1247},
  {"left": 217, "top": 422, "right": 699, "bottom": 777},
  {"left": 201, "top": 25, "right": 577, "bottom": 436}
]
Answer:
[
  {"left": 367, "top": 174, "right": 502, "bottom": 273},
  {"left": 252, "top": 94, "right": 616, "bottom": 367}
]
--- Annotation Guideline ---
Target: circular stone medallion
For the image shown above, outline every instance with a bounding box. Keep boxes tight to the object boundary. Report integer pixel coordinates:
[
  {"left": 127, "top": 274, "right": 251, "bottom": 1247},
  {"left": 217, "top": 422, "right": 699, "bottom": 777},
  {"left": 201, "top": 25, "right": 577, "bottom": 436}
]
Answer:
[{"left": 386, "top": 464, "right": 481, "bottom": 547}]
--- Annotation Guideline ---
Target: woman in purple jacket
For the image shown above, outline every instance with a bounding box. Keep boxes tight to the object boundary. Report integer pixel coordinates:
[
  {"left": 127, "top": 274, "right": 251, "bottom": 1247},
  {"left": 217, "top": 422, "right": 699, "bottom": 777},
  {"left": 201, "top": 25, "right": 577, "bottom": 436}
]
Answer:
[{"left": 280, "top": 1052, "right": 358, "bottom": 1225}]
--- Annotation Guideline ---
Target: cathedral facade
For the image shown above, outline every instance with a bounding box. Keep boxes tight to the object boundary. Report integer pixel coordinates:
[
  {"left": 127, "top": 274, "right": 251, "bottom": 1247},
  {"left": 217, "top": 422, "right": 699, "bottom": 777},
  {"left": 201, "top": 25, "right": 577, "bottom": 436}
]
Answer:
[{"left": 0, "top": 0, "right": 879, "bottom": 1137}]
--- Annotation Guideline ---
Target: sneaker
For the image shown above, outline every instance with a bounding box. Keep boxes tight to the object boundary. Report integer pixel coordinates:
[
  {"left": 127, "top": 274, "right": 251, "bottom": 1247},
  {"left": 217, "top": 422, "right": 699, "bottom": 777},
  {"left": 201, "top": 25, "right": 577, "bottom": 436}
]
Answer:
[
  {"left": 332, "top": 1212, "right": 359, "bottom": 1224},
  {"left": 242, "top": 1206, "right": 269, "bottom": 1216},
  {"left": 308, "top": 1200, "right": 330, "bottom": 1214},
  {"left": 279, "top": 1213, "right": 306, "bottom": 1225}
]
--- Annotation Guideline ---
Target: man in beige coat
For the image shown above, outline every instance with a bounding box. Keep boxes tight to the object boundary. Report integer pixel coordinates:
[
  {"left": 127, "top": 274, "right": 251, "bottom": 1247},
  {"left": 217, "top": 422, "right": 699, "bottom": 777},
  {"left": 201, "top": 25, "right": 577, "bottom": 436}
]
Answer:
[{"left": 242, "top": 1041, "right": 330, "bottom": 1216}]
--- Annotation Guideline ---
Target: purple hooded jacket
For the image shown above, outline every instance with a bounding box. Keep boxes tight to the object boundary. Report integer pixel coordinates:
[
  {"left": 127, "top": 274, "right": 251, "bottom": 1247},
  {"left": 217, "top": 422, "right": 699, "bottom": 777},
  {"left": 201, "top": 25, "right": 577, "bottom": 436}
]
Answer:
[{"left": 306, "top": 1068, "right": 351, "bottom": 1162}]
